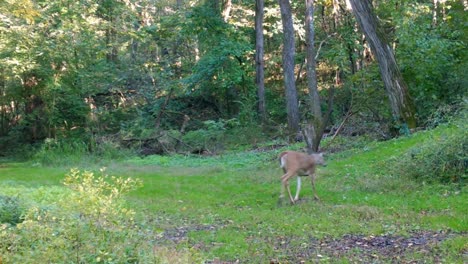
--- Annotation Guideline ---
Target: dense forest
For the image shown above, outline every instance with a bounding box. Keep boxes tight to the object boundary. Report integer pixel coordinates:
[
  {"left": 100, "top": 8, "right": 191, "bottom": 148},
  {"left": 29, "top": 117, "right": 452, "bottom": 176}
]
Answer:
[{"left": 0, "top": 0, "right": 466, "bottom": 157}]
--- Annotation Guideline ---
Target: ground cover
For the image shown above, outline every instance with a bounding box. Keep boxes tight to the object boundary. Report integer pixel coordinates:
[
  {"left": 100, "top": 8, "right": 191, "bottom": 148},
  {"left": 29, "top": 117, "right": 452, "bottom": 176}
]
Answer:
[{"left": 0, "top": 124, "right": 466, "bottom": 263}]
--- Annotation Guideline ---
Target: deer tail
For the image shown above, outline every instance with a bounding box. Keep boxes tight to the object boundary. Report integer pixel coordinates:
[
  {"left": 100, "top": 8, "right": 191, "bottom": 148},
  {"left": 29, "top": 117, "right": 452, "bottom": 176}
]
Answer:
[{"left": 278, "top": 151, "right": 288, "bottom": 168}]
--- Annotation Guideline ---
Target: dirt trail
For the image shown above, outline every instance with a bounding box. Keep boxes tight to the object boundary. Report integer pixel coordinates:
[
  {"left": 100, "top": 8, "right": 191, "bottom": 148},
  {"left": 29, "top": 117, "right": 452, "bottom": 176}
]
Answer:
[{"left": 161, "top": 226, "right": 466, "bottom": 263}]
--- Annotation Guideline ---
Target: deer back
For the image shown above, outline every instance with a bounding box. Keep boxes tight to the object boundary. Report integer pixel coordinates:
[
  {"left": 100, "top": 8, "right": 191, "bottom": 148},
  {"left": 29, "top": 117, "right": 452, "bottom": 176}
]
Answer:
[{"left": 279, "top": 151, "right": 324, "bottom": 175}]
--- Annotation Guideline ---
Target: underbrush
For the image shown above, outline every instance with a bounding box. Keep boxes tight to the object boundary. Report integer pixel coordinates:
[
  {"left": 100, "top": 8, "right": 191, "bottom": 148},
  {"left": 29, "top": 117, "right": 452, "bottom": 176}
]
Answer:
[
  {"left": 0, "top": 169, "right": 198, "bottom": 263},
  {"left": 32, "top": 137, "right": 133, "bottom": 166},
  {"left": 387, "top": 118, "right": 467, "bottom": 185},
  {"left": 0, "top": 196, "right": 23, "bottom": 225},
  {"left": 128, "top": 149, "right": 274, "bottom": 169}
]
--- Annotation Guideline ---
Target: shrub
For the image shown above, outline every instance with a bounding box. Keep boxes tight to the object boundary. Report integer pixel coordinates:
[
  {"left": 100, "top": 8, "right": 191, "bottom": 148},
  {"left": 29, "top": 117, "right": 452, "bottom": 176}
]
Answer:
[
  {"left": 390, "top": 122, "right": 467, "bottom": 184},
  {"left": 0, "top": 195, "right": 23, "bottom": 225},
  {"left": 0, "top": 169, "right": 198, "bottom": 263},
  {"left": 181, "top": 120, "right": 227, "bottom": 154},
  {"left": 32, "top": 137, "right": 131, "bottom": 166}
]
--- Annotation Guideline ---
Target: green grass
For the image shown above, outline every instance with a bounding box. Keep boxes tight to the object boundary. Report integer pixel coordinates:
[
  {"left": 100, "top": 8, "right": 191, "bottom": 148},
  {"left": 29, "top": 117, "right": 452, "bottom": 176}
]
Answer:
[{"left": 1, "top": 124, "right": 467, "bottom": 263}]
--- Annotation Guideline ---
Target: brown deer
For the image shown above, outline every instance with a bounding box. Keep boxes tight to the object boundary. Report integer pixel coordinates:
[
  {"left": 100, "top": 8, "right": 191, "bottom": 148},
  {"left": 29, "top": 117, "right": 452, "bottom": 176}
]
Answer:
[{"left": 279, "top": 151, "right": 326, "bottom": 204}]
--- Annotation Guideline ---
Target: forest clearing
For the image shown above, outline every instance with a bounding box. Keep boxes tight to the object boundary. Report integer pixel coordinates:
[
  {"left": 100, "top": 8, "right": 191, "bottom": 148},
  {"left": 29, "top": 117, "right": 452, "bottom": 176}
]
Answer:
[
  {"left": 1, "top": 121, "right": 466, "bottom": 263},
  {"left": 1, "top": 0, "right": 467, "bottom": 262}
]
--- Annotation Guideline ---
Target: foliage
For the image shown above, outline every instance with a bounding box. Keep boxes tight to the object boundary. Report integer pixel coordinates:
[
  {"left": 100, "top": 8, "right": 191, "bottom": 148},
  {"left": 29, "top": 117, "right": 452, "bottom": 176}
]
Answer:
[
  {"left": 179, "top": 119, "right": 271, "bottom": 154},
  {"left": 0, "top": 195, "right": 24, "bottom": 225},
  {"left": 182, "top": 129, "right": 224, "bottom": 154},
  {"left": 0, "top": 169, "right": 197, "bottom": 263},
  {"left": 182, "top": 3, "right": 255, "bottom": 116},
  {"left": 0, "top": 0, "right": 466, "bottom": 160},
  {"left": 128, "top": 148, "right": 273, "bottom": 169},
  {"left": 394, "top": 1, "right": 467, "bottom": 120},
  {"left": 388, "top": 118, "right": 467, "bottom": 184},
  {"left": 32, "top": 137, "right": 132, "bottom": 166}
]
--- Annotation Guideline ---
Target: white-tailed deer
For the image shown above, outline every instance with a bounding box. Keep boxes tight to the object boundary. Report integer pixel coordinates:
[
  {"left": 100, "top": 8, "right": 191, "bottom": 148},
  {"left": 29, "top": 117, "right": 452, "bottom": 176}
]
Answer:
[{"left": 279, "top": 151, "right": 326, "bottom": 204}]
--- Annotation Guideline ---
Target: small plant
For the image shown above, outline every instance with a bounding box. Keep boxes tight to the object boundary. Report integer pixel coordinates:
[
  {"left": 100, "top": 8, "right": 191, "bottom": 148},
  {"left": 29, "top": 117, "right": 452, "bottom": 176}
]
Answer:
[
  {"left": 62, "top": 168, "right": 143, "bottom": 220},
  {"left": 0, "top": 195, "right": 23, "bottom": 225}
]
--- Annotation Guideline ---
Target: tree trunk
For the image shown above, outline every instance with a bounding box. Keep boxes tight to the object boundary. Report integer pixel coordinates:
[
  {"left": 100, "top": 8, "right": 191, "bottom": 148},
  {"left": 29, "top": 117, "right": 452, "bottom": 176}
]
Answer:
[
  {"left": 278, "top": 0, "right": 300, "bottom": 138},
  {"left": 222, "top": 0, "right": 232, "bottom": 22},
  {"left": 255, "top": 0, "right": 266, "bottom": 123},
  {"left": 176, "top": 0, "right": 183, "bottom": 9},
  {"left": 304, "top": 0, "right": 323, "bottom": 153},
  {"left": 348, "top": 0, "right": 417, "bottom": 129},
  {"left": 155, "top": 88, "right": 174, "bottom": 130}
]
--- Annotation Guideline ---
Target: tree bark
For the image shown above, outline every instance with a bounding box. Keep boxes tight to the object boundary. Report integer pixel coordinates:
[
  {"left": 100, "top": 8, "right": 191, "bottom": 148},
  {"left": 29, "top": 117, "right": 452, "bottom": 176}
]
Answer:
[
  {"left": 155, "top": 88, "right": 174, "bottom": 130},
  {"left": 278, "top": 0, "right": 300, "bottom": 138},
  {"left": 304, "top": 0, "right": 324, "bottom": 152},
  {"left": 176, "top": 0, "right": 183, "bottom": 9},
  {"left": 348, "top": 0, "right": 417, "bottom": 129},
  {"left": 222, "top": 0, "right": 232, "bottom": 22},
  {"left": 255, "top": 0, "right": 266, "bottom": 123}
]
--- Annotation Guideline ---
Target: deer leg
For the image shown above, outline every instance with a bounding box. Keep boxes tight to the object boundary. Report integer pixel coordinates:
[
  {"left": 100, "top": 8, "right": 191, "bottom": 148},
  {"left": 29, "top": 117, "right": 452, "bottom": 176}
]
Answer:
[
  {"left": 279, "top": 173, "right": 290, "bottom": 198},
  {"left": 310, "top": 173, "right": 320, "bottom": 201},
  {"left": 285, "top": 179, "right": 295, "bottom": 204},
  {"left": 281, "top": 173, "right": 295, "bottom": 204},
  {"left": 294, "top": 176, "right": 301, "bottom": 202}
]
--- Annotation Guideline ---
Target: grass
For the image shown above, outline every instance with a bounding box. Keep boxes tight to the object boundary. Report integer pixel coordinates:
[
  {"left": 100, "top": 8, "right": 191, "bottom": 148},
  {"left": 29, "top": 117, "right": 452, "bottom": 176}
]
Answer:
[{"left": 0, "top": 123, "right": 467, "bottom": 263}]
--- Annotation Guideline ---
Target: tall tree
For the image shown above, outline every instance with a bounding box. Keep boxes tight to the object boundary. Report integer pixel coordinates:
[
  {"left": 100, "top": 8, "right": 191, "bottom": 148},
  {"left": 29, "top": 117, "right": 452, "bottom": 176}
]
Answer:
[
  {"left": 303, "top": 0, "right": 324, "bottom": 153},
  {"left": 278, "top": 0, "right": 300, "bottom": 138},
  {"left": 255, "top": 0, "right": 266, "bottom": 122},
  {"left": 348, "top": 0, "right": 417, "bottom": 129}
]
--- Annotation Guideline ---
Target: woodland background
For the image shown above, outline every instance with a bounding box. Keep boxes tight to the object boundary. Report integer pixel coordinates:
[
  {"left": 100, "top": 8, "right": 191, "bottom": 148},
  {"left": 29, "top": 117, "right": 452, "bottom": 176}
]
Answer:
[{"left": 0, "top": 0, "right": 466, "bottom": 156}]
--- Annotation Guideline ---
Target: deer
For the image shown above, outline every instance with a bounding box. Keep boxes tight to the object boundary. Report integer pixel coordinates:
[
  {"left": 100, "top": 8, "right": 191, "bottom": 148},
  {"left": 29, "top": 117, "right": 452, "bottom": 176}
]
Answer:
[{"left": 278, "top": 151, "right": 326, "bottom": 204}]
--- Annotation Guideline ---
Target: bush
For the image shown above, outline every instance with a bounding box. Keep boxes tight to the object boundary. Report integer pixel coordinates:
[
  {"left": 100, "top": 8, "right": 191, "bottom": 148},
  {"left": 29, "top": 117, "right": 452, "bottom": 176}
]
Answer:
[
  {"left": 390, "top": 122, "right": 467, "bottom": 184},
  {"left": 32, "top": 137, "right": 131, "bottom": 166},
  {"left": 0, "top": 195, "right": 24, "bottom": 225},
  {"left": 181, "top": 120, "right": 228, "bottom": 154},
  {"left": 0, "top": 169, "right": 198, "bottom": 263}
]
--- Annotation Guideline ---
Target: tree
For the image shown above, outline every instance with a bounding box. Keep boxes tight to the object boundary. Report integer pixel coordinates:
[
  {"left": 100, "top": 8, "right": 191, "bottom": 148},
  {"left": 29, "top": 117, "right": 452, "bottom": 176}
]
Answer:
[
  {"left": 348, "top": 0, "right": 417, "bottom": 129},
  {"left": 278, "top": 0, "right": 300, "bottom": 138},
  {"left": 303, "top": 0, "right": 324, "bottom": 153},
  {"left": 255, "top": 0, "right": 266, "bottom": 123}
]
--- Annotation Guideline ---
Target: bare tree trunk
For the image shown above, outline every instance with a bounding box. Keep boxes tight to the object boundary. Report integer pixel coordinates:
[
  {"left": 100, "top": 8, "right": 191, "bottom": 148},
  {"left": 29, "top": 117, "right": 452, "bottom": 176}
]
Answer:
[
  {"left": 432, "top": 0, "right": 439, "bottom": 26},
  {"left": 278, "top": 0, "right": 300, "bottom": 138},
  {"left": 155, "top": 88, "right": 174, "bottom": 130},
  {"left": 255, "top": 0, "right": 266, "bottom": 123},
  {"left": 348, "top": 0, "right": 417, "bottom": 129},
  {"left": 176, "top": 0, "right": 183, "bottom": 9},
  {"left": 304, "top": 0, "right": 324, "bottom": 153},
  {"left": 222, "top": 0, "right": 232, "bottom": 22}
]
